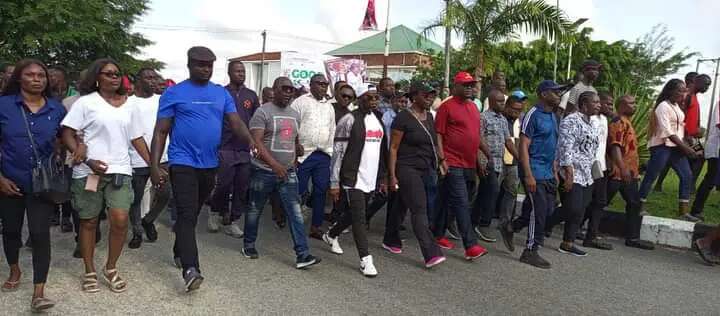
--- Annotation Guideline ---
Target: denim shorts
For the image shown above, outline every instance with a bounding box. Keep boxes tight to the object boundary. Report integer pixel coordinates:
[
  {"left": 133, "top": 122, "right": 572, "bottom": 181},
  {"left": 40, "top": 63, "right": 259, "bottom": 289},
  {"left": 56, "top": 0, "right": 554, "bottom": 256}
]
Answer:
[{"left": 71, "top": 175, "right": 134, "bottom": 219}]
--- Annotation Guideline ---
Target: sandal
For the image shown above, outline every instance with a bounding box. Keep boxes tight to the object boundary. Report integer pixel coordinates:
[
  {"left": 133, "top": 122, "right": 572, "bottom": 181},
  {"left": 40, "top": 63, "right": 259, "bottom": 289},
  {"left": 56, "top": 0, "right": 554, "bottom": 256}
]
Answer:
[
  {"left": 102, "top": 268, "right": 127, "bottom": 293},
  {"left": 1, "top": 279, "right": 20, "bottom": 292},
  {"left": 31, "top": 297, "right": 55, "bottom": 312},
  {"left": 81, "top": 272, "right": 100, "bottom": 293}
]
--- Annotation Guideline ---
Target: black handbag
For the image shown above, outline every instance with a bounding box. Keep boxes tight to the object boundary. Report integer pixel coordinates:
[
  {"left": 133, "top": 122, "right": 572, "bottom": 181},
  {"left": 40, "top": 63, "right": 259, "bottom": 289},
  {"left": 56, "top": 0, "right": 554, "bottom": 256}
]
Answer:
[{"left": 19, "top": 105, "right": 70, "bottom": 204}]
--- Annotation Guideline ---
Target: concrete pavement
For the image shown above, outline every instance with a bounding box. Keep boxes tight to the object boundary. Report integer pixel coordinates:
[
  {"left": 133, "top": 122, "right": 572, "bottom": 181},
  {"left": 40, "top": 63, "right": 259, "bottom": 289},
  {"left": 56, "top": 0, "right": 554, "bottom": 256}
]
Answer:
[{"left": 1, "top": 207, "right": 718, "bottom": 315}]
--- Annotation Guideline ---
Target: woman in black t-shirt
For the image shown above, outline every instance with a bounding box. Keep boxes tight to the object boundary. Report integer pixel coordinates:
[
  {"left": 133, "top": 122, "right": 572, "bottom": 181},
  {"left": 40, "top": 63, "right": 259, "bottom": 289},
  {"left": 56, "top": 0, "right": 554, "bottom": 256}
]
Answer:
[{"left": 382, "top": 82, "right": 446, "bottom": 268}]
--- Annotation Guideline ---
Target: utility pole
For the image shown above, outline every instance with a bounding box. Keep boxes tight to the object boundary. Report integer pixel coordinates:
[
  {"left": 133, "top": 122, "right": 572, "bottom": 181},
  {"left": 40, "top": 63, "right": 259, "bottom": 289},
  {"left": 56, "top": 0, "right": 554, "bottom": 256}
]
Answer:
[
  {"left": 259, "top": 30, "right": 267, "bottom": 91},
  {"left": 553, "top": 0, "right": 559, "bottom": 82},
  {"left": 382, "top": 0, "right": 391, "bottom": 78},
  {"left": 443, "top": 0, "right": 451, "bottom": 97}
]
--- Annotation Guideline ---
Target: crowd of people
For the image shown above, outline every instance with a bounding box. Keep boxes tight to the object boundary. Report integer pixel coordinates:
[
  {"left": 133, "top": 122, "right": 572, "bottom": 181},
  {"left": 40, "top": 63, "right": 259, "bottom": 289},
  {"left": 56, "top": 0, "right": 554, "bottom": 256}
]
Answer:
[{"left": 0, "top": 46, "right": 719, "bottom": 312}]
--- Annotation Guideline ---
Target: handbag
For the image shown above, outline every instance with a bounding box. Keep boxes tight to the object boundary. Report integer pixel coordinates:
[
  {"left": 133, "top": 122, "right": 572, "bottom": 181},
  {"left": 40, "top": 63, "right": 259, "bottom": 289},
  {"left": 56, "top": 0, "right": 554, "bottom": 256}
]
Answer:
[{"left": 19, "top": 105, "right": 70, "bottom": 204}]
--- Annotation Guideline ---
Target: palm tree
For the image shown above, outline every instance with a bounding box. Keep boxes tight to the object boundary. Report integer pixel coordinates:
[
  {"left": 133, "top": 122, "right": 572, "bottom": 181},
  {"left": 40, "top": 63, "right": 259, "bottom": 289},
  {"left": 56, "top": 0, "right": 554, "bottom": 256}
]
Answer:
[{"left": 423, "top": 0, "right": 569, "bottom": 90}]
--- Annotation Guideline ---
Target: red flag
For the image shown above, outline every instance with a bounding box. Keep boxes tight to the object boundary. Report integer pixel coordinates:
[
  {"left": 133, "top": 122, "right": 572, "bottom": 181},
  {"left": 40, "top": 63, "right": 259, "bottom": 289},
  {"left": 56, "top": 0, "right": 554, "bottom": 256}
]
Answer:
[{"left": 359, "top": 0, "right": 378, "bottom": 31}]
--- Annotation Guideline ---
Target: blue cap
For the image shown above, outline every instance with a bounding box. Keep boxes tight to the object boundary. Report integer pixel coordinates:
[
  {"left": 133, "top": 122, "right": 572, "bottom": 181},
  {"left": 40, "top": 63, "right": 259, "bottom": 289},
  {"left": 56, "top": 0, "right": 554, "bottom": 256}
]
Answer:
[
  {"left": 511, "top": 90, "right": 528, "bottom": 100},
  {"left": 536, "top": 80, "right": 566, "bottom": 93}
]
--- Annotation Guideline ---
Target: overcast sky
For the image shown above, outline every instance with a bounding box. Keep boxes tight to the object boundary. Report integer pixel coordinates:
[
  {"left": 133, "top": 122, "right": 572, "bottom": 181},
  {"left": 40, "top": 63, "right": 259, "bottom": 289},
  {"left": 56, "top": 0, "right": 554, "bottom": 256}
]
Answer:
[{"left": 135, "top": 0, "right": 720, "bottom": 121}]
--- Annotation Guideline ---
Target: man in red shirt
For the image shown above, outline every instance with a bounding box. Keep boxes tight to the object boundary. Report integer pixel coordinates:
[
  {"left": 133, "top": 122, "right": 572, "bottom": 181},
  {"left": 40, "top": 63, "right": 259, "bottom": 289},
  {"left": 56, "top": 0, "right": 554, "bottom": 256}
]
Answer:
[{"left": 432, "top": 72, "right": 492, "bottom": 260}]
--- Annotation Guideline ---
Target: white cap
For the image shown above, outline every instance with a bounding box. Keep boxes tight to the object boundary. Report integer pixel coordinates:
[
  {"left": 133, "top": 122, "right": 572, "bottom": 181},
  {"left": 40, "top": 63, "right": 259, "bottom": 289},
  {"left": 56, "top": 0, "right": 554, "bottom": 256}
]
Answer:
[{"left": 356, "top": 83, "right": 377, "bottom": 98}]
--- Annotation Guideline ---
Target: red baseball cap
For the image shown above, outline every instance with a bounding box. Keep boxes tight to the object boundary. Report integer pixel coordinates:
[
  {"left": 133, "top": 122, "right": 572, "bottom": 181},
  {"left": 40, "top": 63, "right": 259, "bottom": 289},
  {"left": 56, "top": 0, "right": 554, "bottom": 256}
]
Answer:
[{"left": 454, "top": 71, "right": 477, "bottom": 84}]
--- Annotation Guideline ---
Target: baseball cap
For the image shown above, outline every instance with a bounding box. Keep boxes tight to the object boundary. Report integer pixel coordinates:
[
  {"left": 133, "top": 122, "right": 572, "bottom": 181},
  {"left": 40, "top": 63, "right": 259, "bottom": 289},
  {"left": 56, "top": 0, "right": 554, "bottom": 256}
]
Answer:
[
  {"left": 510, "top": 90, "right": 528, "bottom": 100},
  {"left": 406, "top": 81, "right": 436, "bottom": 97},
  {"left": 536, "top": 80, "right": 566, "bottom": 94},
  {"left": 187, "top": 46, "right": 216, "bottom": 62},
  {"left": 453, "top": 71, "right": 477, "bottom": 84},
  {"left": 356, "top": 83, "right": 377, "bottom": 98},
  {"left": 581, "top": 59, "right": 602, "bottom": 70}
]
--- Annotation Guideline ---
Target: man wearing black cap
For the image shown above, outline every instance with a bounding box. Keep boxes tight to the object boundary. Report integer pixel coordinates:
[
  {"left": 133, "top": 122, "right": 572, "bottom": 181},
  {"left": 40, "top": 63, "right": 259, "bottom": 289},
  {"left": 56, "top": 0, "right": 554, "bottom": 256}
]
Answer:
[
  {"left": 500, "top": 80, "right": 565, "bottom": 269},
  {"left": 150, "top": 46, "right": 253, "bottom": 292},
  {"left": 567, "top": 60, "right": 601, "bottom": 114}
]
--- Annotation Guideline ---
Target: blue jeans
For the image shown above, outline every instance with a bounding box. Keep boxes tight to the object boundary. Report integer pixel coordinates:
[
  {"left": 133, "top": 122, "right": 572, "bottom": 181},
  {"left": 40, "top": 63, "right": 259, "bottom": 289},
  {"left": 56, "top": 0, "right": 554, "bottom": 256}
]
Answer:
[
  {"left": 639, "top": 145, "right": 692, "bottom": 202},
  {"left": 297, "top": 151, "right": 331, "bottom": 227},
  {"left": 435, "top": 167, "right": 478, "bottom": 249},
  {"left": 244, "top": 167, "right": 309, "bottom": 259}
]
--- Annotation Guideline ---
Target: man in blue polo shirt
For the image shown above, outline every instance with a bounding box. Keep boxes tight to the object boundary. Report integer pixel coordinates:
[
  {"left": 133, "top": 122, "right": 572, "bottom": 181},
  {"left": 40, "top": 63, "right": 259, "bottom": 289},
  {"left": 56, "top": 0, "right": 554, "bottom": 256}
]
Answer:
[
  {"left": 150, "top": 46, "right": 252, "bottom": 292},
  {"left": 500, "top": 80, "right": 565, "bottom": 269}
]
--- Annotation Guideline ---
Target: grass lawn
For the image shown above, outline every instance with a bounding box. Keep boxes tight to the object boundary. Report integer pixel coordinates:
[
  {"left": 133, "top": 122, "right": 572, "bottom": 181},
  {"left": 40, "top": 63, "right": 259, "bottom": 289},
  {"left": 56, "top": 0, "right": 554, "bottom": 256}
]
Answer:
[{"left": 607, "top": 166, "right": 720, "bottom": 224}]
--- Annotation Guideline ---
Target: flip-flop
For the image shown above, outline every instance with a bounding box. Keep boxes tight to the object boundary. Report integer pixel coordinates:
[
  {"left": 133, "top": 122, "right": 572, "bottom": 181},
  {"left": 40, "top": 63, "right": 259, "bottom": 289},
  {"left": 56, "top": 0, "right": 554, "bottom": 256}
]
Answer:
[
  {"left": 31, "top": 297, "right": 55, "bottom": 312},
  {"left": 1, "top": 280, "right": 20, "bottom": 292}
]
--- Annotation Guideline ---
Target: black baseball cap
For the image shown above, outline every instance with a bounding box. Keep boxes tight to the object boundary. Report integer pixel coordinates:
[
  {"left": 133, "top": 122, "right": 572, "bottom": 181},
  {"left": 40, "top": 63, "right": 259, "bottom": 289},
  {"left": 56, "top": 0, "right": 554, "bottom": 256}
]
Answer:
[
  {"left": 405, "top": 81, "right": 437, "bottom": 98},
  {"left": 187, "top": 46, "right": 216, "bottom": 62}
]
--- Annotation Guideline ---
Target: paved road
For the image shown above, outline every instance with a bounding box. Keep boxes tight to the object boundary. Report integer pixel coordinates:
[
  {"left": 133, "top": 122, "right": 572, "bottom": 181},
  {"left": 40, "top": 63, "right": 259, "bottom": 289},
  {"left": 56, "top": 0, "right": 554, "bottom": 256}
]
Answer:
[{"left": 1, "top": 207, "right": 718, "bottom": 315}]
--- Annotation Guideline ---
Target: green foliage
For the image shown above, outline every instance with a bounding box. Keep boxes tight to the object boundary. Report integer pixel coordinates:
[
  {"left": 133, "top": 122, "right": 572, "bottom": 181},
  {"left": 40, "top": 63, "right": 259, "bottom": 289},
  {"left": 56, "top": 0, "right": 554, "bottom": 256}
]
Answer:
[
  {"left": 422, "top": 0, "right": 569, "bottom": 86},
  {"left": 0, "top": 0, "right": 163, "bottom": 79}
]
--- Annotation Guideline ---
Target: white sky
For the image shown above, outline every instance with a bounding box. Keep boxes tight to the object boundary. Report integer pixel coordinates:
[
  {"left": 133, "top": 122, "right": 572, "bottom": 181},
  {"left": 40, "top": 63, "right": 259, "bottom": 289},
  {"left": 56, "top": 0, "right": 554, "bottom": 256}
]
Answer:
[{"left": 135, "top": 0, "right": 720, "bottom": 122}]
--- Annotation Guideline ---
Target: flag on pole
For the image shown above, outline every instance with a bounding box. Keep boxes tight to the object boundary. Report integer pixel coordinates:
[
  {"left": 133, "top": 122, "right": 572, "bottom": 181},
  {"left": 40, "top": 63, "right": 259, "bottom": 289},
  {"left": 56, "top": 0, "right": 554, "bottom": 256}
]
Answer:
[{"left": 359, "top": 0, "right": 378, "bottom": 30}]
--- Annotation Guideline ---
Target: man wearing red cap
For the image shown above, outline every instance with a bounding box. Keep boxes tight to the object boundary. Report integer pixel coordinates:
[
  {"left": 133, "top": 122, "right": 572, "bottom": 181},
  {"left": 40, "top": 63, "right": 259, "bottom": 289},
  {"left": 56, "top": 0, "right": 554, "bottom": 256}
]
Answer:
[{"left": 431, "top": 72, "right": 492, "bottom": 260}]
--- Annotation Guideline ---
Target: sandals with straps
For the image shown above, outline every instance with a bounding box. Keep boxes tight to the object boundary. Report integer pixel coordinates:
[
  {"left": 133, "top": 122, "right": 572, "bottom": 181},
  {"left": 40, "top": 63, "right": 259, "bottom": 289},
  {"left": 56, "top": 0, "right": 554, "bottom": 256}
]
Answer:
[
  {"left": 82, "top": 272, "right": 100, "bottom": 293},
  {"left": 1, "top": 279, "right": 20, "bottom": 292},
  {"left": 31, "top": 297, "right": 56, "bottom": 312},
  {"left": 103, "top": 268, "right": 127, "bottom": 293}
]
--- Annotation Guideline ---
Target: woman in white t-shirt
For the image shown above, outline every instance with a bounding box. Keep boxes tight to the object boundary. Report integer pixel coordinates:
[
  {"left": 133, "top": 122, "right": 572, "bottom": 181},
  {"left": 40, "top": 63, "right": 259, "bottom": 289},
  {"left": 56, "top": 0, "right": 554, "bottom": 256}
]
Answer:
[
  {"left": 61, "top": 59, "right": 150, "bottom": 294},
  {"left": 638, "top": 79, "right": 699, "bottom": 220}
]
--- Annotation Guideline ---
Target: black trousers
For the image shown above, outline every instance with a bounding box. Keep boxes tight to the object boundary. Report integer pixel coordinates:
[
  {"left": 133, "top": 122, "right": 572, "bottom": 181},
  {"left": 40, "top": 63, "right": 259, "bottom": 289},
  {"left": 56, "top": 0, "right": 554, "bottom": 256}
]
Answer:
[
  {"left": 692, "top": 157, "right": 718, "bottom": 216},
  {"left": 170, "top": 166, "right": 216, "bottom": 273},
  {"left": 559, "top": 184, "right": 593, "bottom": 243},
  {"left": 383, "top": 166, "right": 443, "bottom": 261},
  {"left": 584, "top": 175, "right": 608, "bottom": 241},
  {"left": 607, "top": 179, "right": 643, "bottom": 240},
  {"left": 1, "top": 195, "right": 54, "bottom": 284},
  {"left": 130, "top": 166, "right": 172, "bottom": 234},
  {"left": 328, "top": 189, "right": 370, "bottom": 258}
]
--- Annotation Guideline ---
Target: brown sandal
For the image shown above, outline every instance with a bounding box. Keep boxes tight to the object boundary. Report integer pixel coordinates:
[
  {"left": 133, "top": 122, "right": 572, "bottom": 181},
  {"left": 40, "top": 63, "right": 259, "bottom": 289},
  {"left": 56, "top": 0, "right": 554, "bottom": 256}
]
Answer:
[
  {"left": 31, "top": 297, "right": 55, "bottom": 312},
  {"left": 1, "top": 279, "right": 20, "bottom": 292}
]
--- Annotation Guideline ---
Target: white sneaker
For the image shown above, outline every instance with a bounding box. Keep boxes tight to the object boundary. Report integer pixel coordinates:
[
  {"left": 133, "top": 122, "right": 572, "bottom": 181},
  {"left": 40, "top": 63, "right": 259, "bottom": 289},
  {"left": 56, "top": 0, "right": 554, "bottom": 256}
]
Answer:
[
  {"left": 360, "top": 255, "right": 378, "bottom": 277},
  {"left": 207, "top": 213, "right": 221, "bottom": 233},
  {"left": 322, "top": 232, "right": 344, "bottom": 254},
  {"left": 223, "top": 220, "right": 244, "bottom": 238}
]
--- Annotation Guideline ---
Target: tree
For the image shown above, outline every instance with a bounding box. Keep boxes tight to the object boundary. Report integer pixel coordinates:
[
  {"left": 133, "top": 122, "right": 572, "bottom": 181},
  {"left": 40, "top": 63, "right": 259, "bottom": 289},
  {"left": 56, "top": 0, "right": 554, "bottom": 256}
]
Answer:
[
  {"left": 421, "top": 0, "right": 568, "bottom": 91},
  {"left": 0, "top": 0, "right": 163, "bottom": 78}
]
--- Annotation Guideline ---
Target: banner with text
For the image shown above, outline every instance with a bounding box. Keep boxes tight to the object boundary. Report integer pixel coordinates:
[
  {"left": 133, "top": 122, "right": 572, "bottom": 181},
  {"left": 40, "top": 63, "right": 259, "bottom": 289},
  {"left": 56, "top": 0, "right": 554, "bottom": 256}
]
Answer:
[{"left": 280, "top": 51, "right": 327, "bottom": 90}]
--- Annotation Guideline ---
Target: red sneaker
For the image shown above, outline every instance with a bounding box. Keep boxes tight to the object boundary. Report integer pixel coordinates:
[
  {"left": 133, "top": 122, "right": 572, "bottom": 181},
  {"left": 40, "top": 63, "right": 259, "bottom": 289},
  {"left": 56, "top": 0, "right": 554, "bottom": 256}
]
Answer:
[
  {"left": 465, "top": 245, "right": 488, "bottom": 260},
  {"left": 436, "top": 237, "right": 455, "bottom": 250}
]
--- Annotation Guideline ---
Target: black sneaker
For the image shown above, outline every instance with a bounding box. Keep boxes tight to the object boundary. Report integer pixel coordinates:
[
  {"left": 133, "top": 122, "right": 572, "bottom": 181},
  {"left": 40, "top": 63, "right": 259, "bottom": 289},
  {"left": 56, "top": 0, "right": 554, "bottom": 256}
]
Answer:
[
  {"left": 173, "top": 257, "right": 182, "bottom": 269},
  {"left": 296, "top": 254, "right": 321, "bottom": 269},
  {"left": 519, "top": 249, "right": 551, "bottom": 269},
  {"left": 446, "top": 222, "right": 460, "bottom": 240},
  {"left": 583, "top": 238, "right": 613, "bottom": 250},
  {"left": 497, "top": 222, "right": 515, "bottom": 252},
  {"left": 128, "top": 234, "right": 142, "bottom": 249},
  {"left": 142, "top": 220, "right": 158, "bottom": 242},
  {"left": 625, "top": 239, "right": 655, "bottom": 250},
  {"left": 242, "top": 247, "right": 259, "bottom": 259},
  {"left": 61, "top": 217, "right": 73, "bottom": 233},
  {"left": 474, "top": 225, "right": 498, "bottom": 243},
  {"left": 24, "top": 237, "right": 32, "bottom": 249},
  {"left": 73, "top": 244, "right": 82, "bottom": 258},
  {"left": 183, "top": 267, "right": 204, "bottom": 293},
  {"left": 558, "top": 244, "right": 588, "bottom": 257}
]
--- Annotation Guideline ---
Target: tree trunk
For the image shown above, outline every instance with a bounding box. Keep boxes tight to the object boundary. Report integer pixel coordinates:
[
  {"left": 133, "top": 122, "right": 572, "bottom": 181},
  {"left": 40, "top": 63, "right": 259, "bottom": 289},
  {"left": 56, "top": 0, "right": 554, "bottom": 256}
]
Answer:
[{"left": 474, "top": 48, "right": 485, "bottom": 95}]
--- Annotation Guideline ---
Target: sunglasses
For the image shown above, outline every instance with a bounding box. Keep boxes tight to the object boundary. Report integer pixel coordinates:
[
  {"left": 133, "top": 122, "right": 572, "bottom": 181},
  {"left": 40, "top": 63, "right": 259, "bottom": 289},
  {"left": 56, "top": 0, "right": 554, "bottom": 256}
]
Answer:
[
  {"left": 340, "top": 94, "right": 355, "bottom": 100},
  {"left": 100, "top": 71, "right": 122, "bottom": 79},
  {"left": 280, "top": 86, "right": 296, "bottom": 93},
  {"left": 462, "top": 83, "right": 475, "bottom": 88},
  {"left": 312, "top": 81, "right": 329, "bottom": 87}
]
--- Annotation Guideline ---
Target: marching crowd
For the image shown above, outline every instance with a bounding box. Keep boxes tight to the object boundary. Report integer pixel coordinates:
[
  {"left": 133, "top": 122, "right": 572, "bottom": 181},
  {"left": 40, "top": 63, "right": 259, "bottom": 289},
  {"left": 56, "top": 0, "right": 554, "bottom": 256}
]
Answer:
[{"left": 0, "top": 45, "right": 719, "bottom": 312}]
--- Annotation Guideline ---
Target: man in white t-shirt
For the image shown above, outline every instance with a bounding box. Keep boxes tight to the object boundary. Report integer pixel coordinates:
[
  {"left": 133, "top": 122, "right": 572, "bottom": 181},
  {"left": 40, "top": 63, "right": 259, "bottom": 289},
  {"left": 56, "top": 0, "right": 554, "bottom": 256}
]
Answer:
[
  {"left": 583, "top": 91, "right": 613, "bottom": 250},
  {"left": 127, "top": 68, "right": 171, "bottom": 249},
  {"left": 567, "top": 60, "right": 601, "bottom": 114},
  {"left": 324, "top": 83, "right": 386, "bottom": 277}
]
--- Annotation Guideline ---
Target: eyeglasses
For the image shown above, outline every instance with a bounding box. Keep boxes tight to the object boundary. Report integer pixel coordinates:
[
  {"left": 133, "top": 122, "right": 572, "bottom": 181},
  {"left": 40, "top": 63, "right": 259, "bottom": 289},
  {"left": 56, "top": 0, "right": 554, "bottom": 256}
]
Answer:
[{"left": 100, "top": 71, "right": 122, "bottom": 79}]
